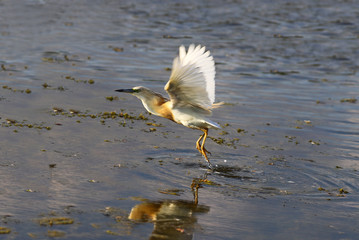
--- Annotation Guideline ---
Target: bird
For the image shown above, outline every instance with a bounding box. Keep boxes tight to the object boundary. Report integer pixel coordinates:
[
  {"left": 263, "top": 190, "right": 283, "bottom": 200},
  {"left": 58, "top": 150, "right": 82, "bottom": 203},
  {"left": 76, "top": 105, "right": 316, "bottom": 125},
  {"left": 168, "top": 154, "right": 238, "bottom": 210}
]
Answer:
[{"left": 115, "top": 44, "right": 220, "bottom": 168}]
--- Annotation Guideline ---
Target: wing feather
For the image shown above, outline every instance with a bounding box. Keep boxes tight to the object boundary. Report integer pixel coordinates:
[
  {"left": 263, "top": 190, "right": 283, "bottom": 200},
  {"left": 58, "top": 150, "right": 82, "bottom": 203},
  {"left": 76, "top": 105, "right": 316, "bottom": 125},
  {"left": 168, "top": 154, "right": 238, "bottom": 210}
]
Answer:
[{"left": 165, "top": 44, "right": 216, "bottom": 111}]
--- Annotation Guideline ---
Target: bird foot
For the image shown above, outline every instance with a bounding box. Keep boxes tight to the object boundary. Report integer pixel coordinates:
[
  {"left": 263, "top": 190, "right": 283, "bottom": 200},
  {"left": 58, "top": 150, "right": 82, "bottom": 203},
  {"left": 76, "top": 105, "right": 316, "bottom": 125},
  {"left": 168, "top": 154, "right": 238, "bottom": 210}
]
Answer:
[
  {"left": 195, "top": 136, "right": 213, "bottom": 169},
  {"left": 196, "top": 144, "right": 211, "bottom": 155},
  {"left": 203, "top": 147, "right": 211, "bottom": 155},
  {"left": 206, "top": 161, "right": 213, "bottom": 169},
  {"left": 200, "top": 151, "right": 213, "bottom": 169}
]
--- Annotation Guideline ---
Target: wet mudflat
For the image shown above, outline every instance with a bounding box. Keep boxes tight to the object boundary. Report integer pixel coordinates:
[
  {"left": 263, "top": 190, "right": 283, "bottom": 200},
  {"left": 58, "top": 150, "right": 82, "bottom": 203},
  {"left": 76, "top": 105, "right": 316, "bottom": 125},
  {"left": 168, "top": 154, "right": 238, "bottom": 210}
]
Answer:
[{"left": 1, "top": 0, "right": 358, "bottom": 239}]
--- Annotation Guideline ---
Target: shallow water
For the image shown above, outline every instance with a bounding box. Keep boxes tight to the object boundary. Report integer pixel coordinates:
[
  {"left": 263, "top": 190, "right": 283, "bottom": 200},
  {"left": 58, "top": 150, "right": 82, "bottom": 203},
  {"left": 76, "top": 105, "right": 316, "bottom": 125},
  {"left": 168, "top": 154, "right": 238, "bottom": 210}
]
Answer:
[{"left": 1, "top": 0, "right": 359, "bottom": 239}]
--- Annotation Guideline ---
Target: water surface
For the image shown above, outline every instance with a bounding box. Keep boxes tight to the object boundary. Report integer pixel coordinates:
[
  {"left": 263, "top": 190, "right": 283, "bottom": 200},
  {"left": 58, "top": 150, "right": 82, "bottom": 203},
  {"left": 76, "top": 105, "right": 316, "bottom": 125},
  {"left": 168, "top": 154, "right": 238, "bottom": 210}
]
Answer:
[{"left": 1, "top": 0, "right": 358, "bottom": 239}]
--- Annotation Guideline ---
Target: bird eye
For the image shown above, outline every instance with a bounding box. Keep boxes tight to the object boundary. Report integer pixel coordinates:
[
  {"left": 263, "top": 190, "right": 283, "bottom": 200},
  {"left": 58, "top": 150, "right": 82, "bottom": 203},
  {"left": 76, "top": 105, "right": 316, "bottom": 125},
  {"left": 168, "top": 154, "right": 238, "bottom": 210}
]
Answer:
[{"left": 132, "top": 88, "right": 140, "bottom": 93}]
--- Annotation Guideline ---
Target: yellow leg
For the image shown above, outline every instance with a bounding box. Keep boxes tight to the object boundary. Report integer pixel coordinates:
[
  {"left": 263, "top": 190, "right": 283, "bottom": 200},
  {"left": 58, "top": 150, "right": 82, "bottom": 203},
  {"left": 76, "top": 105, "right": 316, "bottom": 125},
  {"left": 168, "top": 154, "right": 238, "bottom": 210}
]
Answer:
[
  {"left": 199, "top": 129, "right": 212, "bottom": 167},
  {"left": 201, "top": 129, "right": 211, "bottom": 155},
  {"left": 196, "top": 133, "right": 204, "bottom": 152}
]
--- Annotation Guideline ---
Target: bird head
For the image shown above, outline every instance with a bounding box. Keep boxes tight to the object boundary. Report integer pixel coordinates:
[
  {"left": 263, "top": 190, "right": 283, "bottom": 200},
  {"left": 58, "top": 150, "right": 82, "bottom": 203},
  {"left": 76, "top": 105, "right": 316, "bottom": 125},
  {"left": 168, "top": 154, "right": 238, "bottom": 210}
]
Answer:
[
  {"left": 115, "top": 86, "right": 156, "bottom": 101},
  {"left": 115, "top": 86, "right": 166, "bottom": 115},
  {"left": 115, "top": 86, "right": 141, "bottom": 94}
]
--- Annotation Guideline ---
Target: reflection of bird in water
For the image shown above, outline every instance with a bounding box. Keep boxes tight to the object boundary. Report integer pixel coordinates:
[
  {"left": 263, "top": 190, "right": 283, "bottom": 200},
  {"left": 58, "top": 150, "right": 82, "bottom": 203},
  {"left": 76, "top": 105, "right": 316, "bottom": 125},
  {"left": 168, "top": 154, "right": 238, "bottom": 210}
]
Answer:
[
  {"left": 116, "top": 44, "right": 220, "bottom": 168},
  {"left": 129, "top": 200, "right": 209, "bottom": 240}
]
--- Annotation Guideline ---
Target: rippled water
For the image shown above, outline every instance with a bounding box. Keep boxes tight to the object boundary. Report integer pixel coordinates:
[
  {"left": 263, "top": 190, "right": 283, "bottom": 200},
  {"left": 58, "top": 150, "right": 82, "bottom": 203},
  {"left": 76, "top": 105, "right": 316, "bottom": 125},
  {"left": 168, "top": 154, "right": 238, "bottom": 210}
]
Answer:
[{"left": 1, "top": 0, "right": 358, "bottom": 239}]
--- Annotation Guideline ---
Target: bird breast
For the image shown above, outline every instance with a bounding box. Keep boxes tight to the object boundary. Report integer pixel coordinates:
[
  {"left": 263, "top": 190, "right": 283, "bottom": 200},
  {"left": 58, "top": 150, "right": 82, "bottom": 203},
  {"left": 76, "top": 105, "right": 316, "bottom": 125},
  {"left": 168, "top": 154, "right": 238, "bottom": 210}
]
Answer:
[
  {"left": 156, "top": 101, "right": 174, "bottom": 121},
  {"left": 141, "top": 98, "right": 174, "bottom": 122}
]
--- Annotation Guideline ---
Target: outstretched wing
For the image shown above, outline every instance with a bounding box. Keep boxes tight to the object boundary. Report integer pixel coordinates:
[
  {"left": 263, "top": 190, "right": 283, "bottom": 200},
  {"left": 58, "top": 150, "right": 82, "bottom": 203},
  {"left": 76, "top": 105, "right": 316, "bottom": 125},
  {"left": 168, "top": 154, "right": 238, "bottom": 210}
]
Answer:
[{"left": 164, "top": 44, "right": 216, "bottom": 112}]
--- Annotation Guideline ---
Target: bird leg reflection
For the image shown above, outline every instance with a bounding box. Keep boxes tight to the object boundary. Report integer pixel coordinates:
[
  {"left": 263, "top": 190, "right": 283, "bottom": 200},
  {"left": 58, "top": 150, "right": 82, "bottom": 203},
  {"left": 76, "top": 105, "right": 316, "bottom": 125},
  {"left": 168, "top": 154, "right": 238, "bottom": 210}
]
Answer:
[
  {"left": 191, "top": 181, "right": 200, "bottom": 205},
  {"left": 191, "top": 172, "right": 209, "bottom": 205}
]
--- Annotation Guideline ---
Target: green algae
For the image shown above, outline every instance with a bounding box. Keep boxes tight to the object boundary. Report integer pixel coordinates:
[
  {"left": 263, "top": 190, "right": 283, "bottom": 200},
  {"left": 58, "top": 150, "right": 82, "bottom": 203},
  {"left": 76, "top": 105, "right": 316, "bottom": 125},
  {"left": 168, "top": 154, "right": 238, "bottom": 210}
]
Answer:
[
  {"left": 0, "top": 227, "right": 11, "bottom": 234},
  {"left": 38, "top": 217, "right": 74, "bottom": 226}
]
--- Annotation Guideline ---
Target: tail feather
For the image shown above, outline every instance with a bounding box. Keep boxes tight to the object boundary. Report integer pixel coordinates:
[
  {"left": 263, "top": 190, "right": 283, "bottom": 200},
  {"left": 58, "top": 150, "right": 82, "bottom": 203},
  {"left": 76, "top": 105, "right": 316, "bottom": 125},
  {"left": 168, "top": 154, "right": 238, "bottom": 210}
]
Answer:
[
  {"left": 206, "top": 119, "right": 221, "bottom": 129},
  {"left": 211, "top": 101, "right": 225, "bottom": 109}
]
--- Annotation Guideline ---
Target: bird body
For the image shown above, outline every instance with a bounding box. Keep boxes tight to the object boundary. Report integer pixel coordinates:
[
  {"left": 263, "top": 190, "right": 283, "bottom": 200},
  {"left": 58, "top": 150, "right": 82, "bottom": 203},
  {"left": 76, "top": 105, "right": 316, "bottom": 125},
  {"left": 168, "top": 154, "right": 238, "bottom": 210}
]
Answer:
[{"left": 116, "top": 44, "right": 220, "bottom": 168}]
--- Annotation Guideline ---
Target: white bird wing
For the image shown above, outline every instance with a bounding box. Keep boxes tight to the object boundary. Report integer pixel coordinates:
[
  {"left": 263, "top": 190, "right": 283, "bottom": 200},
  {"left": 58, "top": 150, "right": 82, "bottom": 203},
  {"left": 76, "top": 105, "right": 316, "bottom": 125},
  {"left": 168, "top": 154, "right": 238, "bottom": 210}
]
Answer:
[{"left": 164, "top": 44, "right": 216, "bottom": 113}]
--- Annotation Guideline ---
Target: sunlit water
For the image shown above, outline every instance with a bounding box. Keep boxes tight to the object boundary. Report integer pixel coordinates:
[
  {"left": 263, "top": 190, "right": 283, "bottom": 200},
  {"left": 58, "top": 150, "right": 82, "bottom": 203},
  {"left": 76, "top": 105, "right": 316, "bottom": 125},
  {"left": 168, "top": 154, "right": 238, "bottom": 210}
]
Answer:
[{"left": 1, "top": 0, "right": 358, "bottom": 239}]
